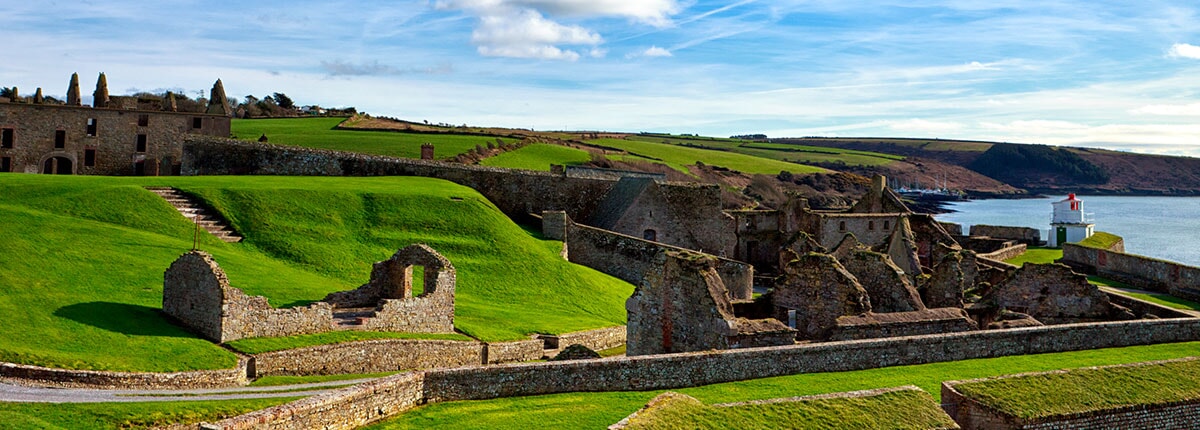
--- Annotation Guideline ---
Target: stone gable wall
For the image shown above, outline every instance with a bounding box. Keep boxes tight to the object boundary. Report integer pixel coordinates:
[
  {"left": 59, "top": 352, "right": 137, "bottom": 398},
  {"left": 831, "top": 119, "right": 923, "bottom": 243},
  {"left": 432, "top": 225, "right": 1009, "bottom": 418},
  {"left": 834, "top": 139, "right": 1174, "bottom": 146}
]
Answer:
[
  {"left": 0, "top": 103, "right": 228, "bottom": 175},
  {"left": 1063, "top": 243, "right": 1200, "bottom": 302},
  {"left": 207, "top": 318, "right": 1200, "bottom": 429}
]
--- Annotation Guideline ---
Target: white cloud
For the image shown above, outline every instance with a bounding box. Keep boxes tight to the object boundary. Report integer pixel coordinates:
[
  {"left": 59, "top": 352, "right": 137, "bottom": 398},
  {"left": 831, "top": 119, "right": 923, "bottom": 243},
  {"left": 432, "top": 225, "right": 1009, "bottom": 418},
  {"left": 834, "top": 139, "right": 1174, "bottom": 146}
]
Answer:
[
  {"left": 1130, "top": 102, "right": 1200, "bottom": 116},
  {"left": 642, "top": 46, "right": 673, "bottom": 57},
  {"left": 437, "top": 0, "right": 681, "bottom": 60},
  {"left": 1168, "top": 43, "right": 1200, "bottom": 59},
  {"left": 887, "top": 118, "right": 964, "bottom": 132}
]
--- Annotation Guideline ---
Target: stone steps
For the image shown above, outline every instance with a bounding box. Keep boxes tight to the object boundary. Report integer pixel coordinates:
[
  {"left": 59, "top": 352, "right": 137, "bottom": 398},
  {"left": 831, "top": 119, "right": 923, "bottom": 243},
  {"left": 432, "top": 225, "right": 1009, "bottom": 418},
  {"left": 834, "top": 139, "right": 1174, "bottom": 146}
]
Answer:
[{"left": 146, "top": 187, "right": 244, "bottom": 243}]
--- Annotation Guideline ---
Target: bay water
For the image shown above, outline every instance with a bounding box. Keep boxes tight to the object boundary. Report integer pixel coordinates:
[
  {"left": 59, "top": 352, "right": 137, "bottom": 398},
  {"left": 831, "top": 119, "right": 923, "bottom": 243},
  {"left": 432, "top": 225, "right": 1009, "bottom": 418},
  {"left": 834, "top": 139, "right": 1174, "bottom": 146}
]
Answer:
[{"left": 937, "top": 195, "right": 1200, "bottom": 267}]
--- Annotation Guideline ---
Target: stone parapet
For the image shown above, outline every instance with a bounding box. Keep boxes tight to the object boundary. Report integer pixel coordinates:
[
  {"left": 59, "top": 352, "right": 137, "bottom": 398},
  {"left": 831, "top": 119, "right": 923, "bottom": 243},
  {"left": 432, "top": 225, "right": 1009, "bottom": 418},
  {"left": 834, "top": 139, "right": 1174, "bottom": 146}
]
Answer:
[{"left": 252, "top": 339, "right": 484, "bottom": 376}]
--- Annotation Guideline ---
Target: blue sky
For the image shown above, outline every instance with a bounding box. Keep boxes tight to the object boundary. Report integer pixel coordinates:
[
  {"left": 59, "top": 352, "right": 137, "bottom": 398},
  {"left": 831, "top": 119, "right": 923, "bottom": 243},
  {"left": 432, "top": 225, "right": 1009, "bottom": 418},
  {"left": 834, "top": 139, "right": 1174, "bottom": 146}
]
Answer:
[{"left": 4, "top": 1, "right": 1200, "bottom": 154}]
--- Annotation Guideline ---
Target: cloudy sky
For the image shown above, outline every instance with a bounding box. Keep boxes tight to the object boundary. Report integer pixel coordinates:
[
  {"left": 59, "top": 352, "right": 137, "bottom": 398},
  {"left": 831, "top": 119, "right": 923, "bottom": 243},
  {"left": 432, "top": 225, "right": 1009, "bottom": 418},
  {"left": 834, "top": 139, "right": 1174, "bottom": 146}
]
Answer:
[{"left": 3, "top": 1, "right": 1200, "bottom": 154}]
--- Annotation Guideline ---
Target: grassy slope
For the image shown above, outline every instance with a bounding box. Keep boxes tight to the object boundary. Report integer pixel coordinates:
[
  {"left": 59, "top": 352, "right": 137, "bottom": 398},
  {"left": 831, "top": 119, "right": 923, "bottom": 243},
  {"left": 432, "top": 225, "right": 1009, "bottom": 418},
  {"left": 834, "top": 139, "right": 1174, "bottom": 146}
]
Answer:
[
  {"left": 619, "top": 389, "right": 954, "bottom": 430},
  {"left": 226, "top": 332, "right": 473, "bottom": 355},
  {"left": 1003, "top": 246, "right": 1062, "bottom": 266},
  {"left": 0, "top": 174, "right": 631, "bottom": 371},
  {"left": 954, "top": 359, "right": 1200, "bottom": 419},
  {"left": 586, "top": 138, "right": 828, "bottom": 175},
  {"left": 626, "top": 135, "right": 903, "bottom": 167},
  {"left": 479, "top": 144, "right": 592, "bottom": 171},
  {"left": 231, "top": 118, "right": 514, "bottom": 160},
  {"left": 1077, "top": 231, "right": 1122, "bottom": 249},
  {"left": 371, "top": 341, "right": 1200, "bottom": 429},
  {"left": 0, "top": 398, "right": 296, "bottom": 430}
]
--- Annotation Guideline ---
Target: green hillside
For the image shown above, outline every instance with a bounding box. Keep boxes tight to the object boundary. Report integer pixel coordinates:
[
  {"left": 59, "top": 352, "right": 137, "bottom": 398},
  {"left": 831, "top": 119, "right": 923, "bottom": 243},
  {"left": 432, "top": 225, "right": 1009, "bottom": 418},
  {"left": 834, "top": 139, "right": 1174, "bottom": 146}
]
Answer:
[
  {"left": 626, "top": 135, "right": 903, "bottom": 167},
  {"left": 480, "top": 144, "right": 592, "bottom": 171},
  {"left": 586, "top": 138, "right": 828, "bottom": 175},
  {"left": 0, "top": 174, "right": 631, "bottom": 372},
  {"left": 231, "top": 117, "right": 514, "bottom": 160}
]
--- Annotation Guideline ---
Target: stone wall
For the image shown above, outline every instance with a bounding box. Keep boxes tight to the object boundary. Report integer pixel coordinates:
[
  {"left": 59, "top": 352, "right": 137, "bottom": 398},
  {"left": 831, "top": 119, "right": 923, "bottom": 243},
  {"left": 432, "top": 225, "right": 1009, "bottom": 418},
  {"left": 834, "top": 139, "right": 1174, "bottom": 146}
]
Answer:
[
  {"left": 813, "top": 213, "right": 904, "bottom": 248},
  {"left": 182, "top": 137, "right": 732, "bottom": 254},
  {"left": 206, "top": 317, "right": 1200, "bottom": 429},
  {"left": 977, "top": 243, "right": 1026, "bottom": 262},
  {"left": 557, "top": 215, "right": 753, "bottom": 300},
  {"left": 943, "top": 358, "right": 1200, "bottom": 430},
  {"left": 565, "top": 165, "right": 666, "bottom": 180},
  {"left": 486, "top": 339, "right": 546, "bottom": 364},
  {"left": 1062, "top": 243, "right": 1200, "bottom": 302},
  {"left": 969, "top": 225, "right": 1041, "bottom": 245},
  {"left": 0, "top": 102, "right": 228, "bottom": 175},
  {"left": 252, "top": 340, "right": 484, "bottom": 376},
  {"left": 983, "top": 263, "right": 1127, "bottom": 324},
  {"left": 829, "top": 308, "right": 977, "bottom": 341},
  {"left": 0, "top": 358, "right": 250, "bottom": 390},
  {"left": 544, "top": 326, "right": 626, "bottom": 352},
  {"left": 163, "top": 251, "right": 332, "bottom": 343},
  {"left": 326, "top": 244, "right": 457, "bottom": 334}
]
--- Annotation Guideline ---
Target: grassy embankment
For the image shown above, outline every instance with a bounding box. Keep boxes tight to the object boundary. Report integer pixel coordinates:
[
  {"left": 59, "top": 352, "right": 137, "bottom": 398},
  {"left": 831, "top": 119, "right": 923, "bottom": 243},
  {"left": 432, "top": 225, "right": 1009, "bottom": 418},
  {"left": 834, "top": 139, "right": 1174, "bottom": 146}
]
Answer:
[
  {"left": 0, "top": 174, "right": 631, "bottom": 372},
  {"left": 625, "top": 134, "right": 904, "bottom": 167},
  {"left": 953, "top": 358, "right": 1200, "bottom": 419},
  {"left": 616, "top": 389, "right": 955, "bottom": 430},
  {"left": 479, "top": 144, "right": 592, "bottom": 171},
  {"left": 585, "top": 138, "right": 828, "bottom": 175},
  {"left": 230, "top": 117, "right": 514, "bottom": 160},
  {"left": 370, "top": 341, "right": 1200, "bottom": 429},
  {"left": 0, "top": 398, "right": 298, "bottom": 430}
]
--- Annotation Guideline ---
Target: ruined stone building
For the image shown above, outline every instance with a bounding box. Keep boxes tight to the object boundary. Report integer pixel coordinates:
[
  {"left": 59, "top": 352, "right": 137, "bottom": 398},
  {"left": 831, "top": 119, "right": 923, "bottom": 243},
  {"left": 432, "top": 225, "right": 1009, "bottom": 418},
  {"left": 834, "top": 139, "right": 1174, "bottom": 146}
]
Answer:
[{"left": 0, "top": 73, "right": 231, "bottom": 175}]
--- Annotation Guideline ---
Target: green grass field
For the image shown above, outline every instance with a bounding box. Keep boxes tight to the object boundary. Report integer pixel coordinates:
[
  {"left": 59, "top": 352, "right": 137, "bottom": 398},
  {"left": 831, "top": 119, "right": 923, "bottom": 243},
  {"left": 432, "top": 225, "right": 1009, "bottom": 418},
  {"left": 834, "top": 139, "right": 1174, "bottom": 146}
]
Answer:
[
  {"left": 1003, "top": 246, "right": 1062, "bottom": 265},
  {"left": 369, "top": 342, "right": 1200, "bottom": 429},
  {"left": 954, "top": 358, "right": 1200, "bottom": 419},
  {"left": 586, "top": 138, "right": 827, "bottom": 176},
  {"left": 479, "top": 144, "right": 592, "bottom": 171},
  {"left": 231, "top": 118, "right": 513, "bottom": 160},
  {"left": 624, "top": 135, "right": 903, "bottom": 167},
  {"left": 0, "top": 398, "right": 296, "bottom": 430},
  {"left": 616, "top": 389, "right": 953, "bottom": 430},
  {"left": 1077, "top": 231, "right": 1123, "bottom": 249},
  {"left": 784, "top": 137, "right": 994, "bottom": 152},
  {"left": 0, "top": 174, "right": 631, "bottom": 372}
]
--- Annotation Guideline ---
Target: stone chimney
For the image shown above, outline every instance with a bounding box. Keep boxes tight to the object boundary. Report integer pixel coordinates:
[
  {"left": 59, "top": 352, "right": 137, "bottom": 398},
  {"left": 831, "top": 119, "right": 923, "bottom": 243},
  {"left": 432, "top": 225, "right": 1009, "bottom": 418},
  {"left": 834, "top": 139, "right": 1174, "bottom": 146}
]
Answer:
[
  {"left": 67, "top": 73, "right": 81, "bottom": 106},
  {"left": 871, "top": 174, "right": 886, "bottom": 196},
  {"left": 93, "top": 72, "right": 110, "bottom": 108},
  {"left": 205, "top": 79, "right": 231, "bottom": 116},
  {"left": 420, "top": 143, "right": 435, "bottom": 160},
  {"left": 33, "top": 87, "right": 43, "bottom": 104},
  {"left": 164, "top": 91, "right": 178, "bottom": 112}
]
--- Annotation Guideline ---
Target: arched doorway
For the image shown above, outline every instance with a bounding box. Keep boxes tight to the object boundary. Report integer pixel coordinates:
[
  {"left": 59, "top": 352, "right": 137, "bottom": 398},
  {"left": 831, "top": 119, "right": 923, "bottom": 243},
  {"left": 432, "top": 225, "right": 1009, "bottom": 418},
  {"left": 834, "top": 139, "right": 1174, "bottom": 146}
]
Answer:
[{"left": 42, "top": 157, "right": 72, "bottom": 174}]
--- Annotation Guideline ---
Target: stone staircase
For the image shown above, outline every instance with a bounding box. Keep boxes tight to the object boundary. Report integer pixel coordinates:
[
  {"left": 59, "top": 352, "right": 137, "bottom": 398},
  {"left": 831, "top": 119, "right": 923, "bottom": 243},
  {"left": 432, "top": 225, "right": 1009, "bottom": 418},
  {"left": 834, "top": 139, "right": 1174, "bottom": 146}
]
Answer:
[
  {"left": 332, "top": 307, "right": 378, "bottom": 330},
  {"left": 146, "top": 187, "right": 243, "bottom": 243}
]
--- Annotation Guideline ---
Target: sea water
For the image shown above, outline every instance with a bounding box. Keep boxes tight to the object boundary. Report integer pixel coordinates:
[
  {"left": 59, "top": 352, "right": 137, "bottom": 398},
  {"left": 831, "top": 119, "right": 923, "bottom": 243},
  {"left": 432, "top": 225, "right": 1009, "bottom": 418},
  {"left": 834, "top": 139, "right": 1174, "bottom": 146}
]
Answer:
[{"left": 937, "top": 195, "right": 1200, "bottom": 267}]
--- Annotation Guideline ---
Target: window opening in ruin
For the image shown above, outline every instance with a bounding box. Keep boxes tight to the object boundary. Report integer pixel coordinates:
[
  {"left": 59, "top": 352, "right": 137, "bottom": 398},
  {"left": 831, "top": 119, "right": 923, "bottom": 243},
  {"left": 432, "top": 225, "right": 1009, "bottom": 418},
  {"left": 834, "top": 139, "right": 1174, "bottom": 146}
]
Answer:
[
  {"left": 838, "top": 221, "right": 847, "bottom": 232},
  {"left": 1, "top": 157, "right": 10, "bottom": 172},
  {"left": 86, "top": 118, "right": 97, "bottom": 136},
  {"left": 1, "top": 128, "right": 13, "bottom": 148},
  {"left": 133, "top": 160, "right": 145, "bottom": 176},
  {"left": 55, "top": 130, "right": 66, "bottom": 149},
  {"left": 84, "top": 149, "right": 96, "bottom": 167},
  {"left": 138, "top": 114, "right": 149, "bottom": 127},
  {"left": 643, "top": 229, "right": 657, "bottom": 241},
  {"left": 192, "top": 117, "right": 203, "bottom": 129},
  {"left": 883, "top": 220, "right": 890, "bottom": 230},
  {"left": 868, "top": 221, "right": 875, "bottom": 231},
  {"left": 406, "top": 265, "right": 426, "bottom": 296},
  {"left": 136, "top": 134, "right": 147, "bottom": 152}
]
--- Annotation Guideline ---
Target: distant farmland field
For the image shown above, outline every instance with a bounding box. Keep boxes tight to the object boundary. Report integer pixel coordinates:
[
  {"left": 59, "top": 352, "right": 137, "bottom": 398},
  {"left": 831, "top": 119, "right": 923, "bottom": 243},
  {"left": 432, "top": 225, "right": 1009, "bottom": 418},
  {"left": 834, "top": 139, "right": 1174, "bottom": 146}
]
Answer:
[
  {"left": 480, "top": 144, "right": 592, "bottom": 171},
  {"left": 231, "top": 117, "right": 514, "bottom": 159},
  {"left": 586, "top": 138, "right": 827, "bottom": 175}
]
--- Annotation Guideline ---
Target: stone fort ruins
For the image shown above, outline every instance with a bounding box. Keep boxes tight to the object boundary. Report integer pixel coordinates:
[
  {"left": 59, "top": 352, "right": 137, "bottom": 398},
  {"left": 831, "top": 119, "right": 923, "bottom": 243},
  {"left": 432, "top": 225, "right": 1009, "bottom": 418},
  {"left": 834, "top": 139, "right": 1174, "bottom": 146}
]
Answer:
[{"left": 0, "top": 73, "right": 231, "bottom": 175}]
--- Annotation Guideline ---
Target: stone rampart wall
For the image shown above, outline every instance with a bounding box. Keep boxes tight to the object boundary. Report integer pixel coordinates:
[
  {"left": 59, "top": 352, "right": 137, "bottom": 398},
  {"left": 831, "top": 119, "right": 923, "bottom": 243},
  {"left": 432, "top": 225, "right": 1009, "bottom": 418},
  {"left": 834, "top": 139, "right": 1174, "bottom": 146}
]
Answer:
[
  {"left": 216, "top": 371, "right": 426, "bottom": 430},
  {"left": 969, "top": 225, "right": 1041, "bottom": 245},
  {"left": 563, "top": 220, "right": 753, "bottom": 300},
  {"left": 546, "top": 326, "right": 626, "bottom": 351},
  {"left": 485, "top": 339, "right": 546, "bottom": 364},
  {"left": 251, "top": 340, "right": 484, "bottom": 376},
  {"left": 206, "top": 317, "right": 1200, "bottom": 429},
  {"left": 1106, "top": 292, "right": 1194, "bottom": 319},
  {"left": 0, "top": 358, "right": 250, "bottom": 390},
  {"left": 1063, "top": 244, "right": 1200, "bottom": 301},
  {"left": 978, "top": 244, "right": 1027, "bottom": 263}
]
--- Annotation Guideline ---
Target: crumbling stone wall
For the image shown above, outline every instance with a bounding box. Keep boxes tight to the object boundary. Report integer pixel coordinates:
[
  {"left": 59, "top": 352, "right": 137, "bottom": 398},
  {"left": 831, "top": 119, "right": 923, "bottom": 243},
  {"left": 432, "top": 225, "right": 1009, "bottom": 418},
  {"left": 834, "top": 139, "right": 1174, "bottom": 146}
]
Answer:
[
  {"left": 829, "top": 308, "right": 977, "bottom": 341},
  {"left": 815, "top": 213, "right": 904, "bottom": 248},
  {"left": 985, "top": 263, "right": 1132, "bottom": 324},
  {"left": 1063, "top": 243, "right": 1200, "bottom": 302},
  {"left": 924, "top": 251, "right": 968, "bottom": 309},
  {"left": 839, "top": 249, "right": 925, "bottom": 313},
  {"left": 253, "top": 339, "right": 484, "bottom": 376},
  {"left": 325, "top": 244, "right": 456, "bottom": 333},
  {"left": 774, "top": 253, "right": 871, "bottom": 340},
  {"left": 162, "top": 251, "right": 332, "bottom": 343},
  {"left": 969, "top": 225, "right": 1041, "bottom": 245},
  {"left": 626, "top": 251, "right": 792, "bottom": 355}
]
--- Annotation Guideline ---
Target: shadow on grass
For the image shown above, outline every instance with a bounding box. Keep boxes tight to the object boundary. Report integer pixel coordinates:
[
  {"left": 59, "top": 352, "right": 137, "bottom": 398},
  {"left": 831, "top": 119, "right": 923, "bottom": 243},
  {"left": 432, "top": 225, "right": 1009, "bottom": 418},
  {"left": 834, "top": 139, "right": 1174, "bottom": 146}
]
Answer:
[{"left": 53, "top": 302, "right": 195, "bottom": 338}]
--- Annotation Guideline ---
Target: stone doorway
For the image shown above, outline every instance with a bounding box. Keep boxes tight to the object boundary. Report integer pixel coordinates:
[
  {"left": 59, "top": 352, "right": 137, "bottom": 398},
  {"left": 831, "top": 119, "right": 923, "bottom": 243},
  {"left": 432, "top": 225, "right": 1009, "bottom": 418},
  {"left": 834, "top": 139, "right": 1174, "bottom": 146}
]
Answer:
[{"left": 42, "top": 156, "right": 72, "bottom": 174}]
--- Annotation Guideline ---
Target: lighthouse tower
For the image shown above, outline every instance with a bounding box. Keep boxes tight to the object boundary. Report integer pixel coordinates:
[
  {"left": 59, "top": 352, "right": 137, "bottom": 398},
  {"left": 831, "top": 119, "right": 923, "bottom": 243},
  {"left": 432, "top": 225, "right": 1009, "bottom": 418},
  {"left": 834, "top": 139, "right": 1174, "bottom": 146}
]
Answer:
[{"left": 1047, "top": 193, "right": 1094, "bottom": 247}]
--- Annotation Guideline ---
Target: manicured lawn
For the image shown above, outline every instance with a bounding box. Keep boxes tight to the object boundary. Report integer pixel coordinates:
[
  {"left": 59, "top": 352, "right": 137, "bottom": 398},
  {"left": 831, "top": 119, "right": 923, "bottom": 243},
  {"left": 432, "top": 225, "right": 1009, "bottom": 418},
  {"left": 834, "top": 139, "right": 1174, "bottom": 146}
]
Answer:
[
  {"left": 226, "top": 332, "right": 474, "bottom": 355},
  {"left": 586, "top": 138, "right": 827, "bottom": 175},
  {"left": 954, "top": 358, "right": 1200, "bottom": 419},
  {"left": 480, "top": 144, "right": 592, "bottom": 171},
  {"left": 369, "top": 341, "right": 1200, "bottom": 429},
  {"left": 0, "top": 174, "right": 631, "bottom": 372},
  {"left": 1107, "top": 289, "right": 1200, "bottom": 311},
  {"left": 1077, "top": 231, "right": 1123, "bottom": 249},
  {"left": 231, "top": 117, "right": 513, "bottom": 160},
  {"left": 0, "top": 398, "right": 296, "bottom": 430},
  {"left": 617, "top": 389, "right": 954, "bottom": 430},
  {"left": 1003, "top": 246, "right": 1061, "bottom": 265}
]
